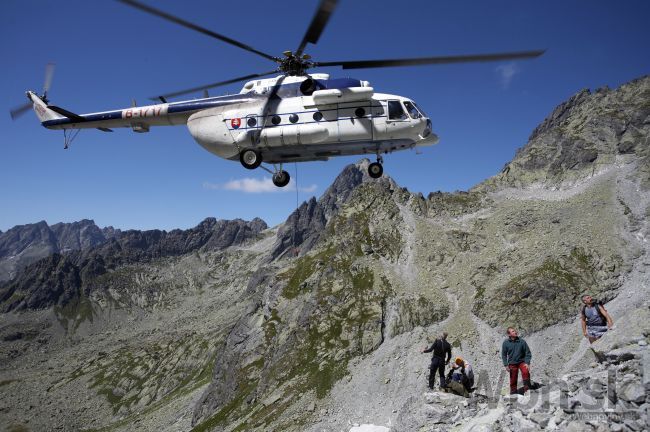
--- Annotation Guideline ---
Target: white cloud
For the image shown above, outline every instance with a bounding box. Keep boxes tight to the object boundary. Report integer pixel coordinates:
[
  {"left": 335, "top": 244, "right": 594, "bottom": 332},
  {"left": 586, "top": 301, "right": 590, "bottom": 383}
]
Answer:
[
  {"left": 495, "top": 62, "right": 520, "bottom": 89},
  {"left": 203, "top": 177, "right": 317, "bottom": 194}
]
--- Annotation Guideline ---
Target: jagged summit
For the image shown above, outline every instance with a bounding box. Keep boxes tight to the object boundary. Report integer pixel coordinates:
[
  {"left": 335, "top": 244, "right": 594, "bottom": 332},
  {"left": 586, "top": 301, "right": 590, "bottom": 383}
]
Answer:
[
  {"left": 270, "top": 158, "right": 401, "bottom": 259},
  {"left": 479, "top": 75, "right": 650, "bottom": 190},
  {"left": 0, "top": 219, "right": 120, "bottom": 283}
]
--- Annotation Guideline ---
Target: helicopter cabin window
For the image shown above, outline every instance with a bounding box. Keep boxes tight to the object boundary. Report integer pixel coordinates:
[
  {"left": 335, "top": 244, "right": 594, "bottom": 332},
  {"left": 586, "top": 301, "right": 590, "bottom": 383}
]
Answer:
[
  {"left": 271, "top": 115, "right": 281, "bottom": 125},
  {"left": 289, "top": 113, "right": 299, "bottom": 123},
  {"left": 313, "top": 111, "right": 323, "bottom": 121},
  {"left": 403, "top": 101, "right": 421, "bottom": 119},
  {"left": 247, "top": 117, "right": 257, "bottom": 127},
  {"left": 387, "top": 100, "right": 407, "bottom": 121}
]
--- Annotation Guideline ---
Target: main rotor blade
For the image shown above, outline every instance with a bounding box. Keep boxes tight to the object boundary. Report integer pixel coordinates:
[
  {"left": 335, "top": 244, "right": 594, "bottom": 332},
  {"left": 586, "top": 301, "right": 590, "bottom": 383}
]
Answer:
[
  {"left": 295, "top": 0, "right": 338, "bottom": 57},
  {"left": 10, "top": 101, "right": 32, "bottom": 120},
  {"left": 316, "top": 49, "right": 546, "bottom": 69},
  {"left": 43, "top": 62, "right": 56, "bottom": 94},
  {"left": 256, "top": 75, "right": 286, "bottom": 145},
  {"left": 118, "top": 0, "right": 277, "bottom": 62},
  {"left": 150, "top": 70, "right": 279, "bottom": 101}
]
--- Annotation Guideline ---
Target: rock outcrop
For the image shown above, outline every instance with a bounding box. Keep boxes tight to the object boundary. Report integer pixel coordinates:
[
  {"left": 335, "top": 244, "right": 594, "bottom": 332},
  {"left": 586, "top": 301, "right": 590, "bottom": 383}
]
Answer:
[{"left": 479, "top": 75, "right": 650, "bottom": 190}]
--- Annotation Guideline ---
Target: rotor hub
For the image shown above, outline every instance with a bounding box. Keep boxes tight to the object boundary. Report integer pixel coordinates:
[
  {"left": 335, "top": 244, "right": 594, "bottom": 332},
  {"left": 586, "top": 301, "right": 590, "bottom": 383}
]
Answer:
[{"left": 277, "top": 52, "right": 314, "bottom": 76}]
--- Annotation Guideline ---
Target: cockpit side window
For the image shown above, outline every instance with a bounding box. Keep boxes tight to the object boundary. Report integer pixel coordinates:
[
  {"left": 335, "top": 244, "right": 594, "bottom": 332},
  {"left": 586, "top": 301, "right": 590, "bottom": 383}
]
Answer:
[
  {"left": 387, "top": 100, "right": 407, "bottom": 120},
  {"left": 403, "top": 101, "right": 421, "bottom": 119}
]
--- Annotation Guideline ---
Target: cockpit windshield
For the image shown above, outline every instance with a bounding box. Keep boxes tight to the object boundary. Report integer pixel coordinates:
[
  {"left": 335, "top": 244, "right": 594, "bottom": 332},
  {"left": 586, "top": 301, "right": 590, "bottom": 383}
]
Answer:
[
  {"left": 404, "top": 101, "right": 426, "bottom": 119},
  {"left": 403, "top": 101, "right": 421, "bottom": 119},
  {"left": 413, "top": 102, "right": 427, "bottom": 118}
]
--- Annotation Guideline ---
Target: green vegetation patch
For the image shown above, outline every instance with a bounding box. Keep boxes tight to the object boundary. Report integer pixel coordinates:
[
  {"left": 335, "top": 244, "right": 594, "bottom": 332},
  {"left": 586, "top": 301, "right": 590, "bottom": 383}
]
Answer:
[
  {"left": 474, "top": 248, "right": 621, "bottom": 333},
  {"left": 67, "top": 335, "right": 217, "bottom": 420},
  {"left": 426, "top": 191, "right": 487, "bottom": 217}
]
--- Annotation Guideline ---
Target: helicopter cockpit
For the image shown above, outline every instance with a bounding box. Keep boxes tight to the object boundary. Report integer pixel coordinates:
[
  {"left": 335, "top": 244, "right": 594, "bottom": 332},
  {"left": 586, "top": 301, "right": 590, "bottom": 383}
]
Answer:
[{"left": 387, "top": 99, "right": 427, "bottom": 121}]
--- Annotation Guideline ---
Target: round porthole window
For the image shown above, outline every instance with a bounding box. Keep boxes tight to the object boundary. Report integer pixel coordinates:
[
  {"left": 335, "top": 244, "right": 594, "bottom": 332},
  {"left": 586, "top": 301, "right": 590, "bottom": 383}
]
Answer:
[
  {"left": 247, "top": 117, "right": 257, "bottom": 127},
  {"left": 271, "top": 115, "right": 281, "bottom": 125},
  {"left": 313, "top": 111, "right": 323, "bottom": 121},
  {"left": 355, "top": 107, "right": 366, "bottom": 118},
  {"left": 289, "top": 113, "right": 299, "bottom": 123}
]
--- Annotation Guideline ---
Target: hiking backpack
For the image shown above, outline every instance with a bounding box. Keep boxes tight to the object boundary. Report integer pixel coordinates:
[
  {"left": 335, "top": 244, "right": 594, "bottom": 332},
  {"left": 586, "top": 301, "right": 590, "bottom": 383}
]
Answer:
[{"left": 581, "top": 300, "right": 607, "bottom": 323}]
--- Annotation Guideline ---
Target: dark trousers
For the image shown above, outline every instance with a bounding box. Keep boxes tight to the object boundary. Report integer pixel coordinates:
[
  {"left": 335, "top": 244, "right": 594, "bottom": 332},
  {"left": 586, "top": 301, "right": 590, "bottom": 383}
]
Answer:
[
  {"left": 508, "top": 362, "right": 531, "bottom": 394},
  {"left": 429, "top": 357, "right": 445, "bottom": 389}
]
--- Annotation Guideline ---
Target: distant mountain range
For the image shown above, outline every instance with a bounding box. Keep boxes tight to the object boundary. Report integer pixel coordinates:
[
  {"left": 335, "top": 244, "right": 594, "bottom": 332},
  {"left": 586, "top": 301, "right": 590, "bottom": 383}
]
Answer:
[{"left": 0, "top": 219, "right": 120, "bottom": 283}]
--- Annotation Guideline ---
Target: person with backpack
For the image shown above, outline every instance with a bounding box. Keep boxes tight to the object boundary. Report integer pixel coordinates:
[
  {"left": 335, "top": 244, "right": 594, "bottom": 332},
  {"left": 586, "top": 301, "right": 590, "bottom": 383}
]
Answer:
[
  {"left": 452, "top": 356, "right": 475, "bottom": 391},
  {"left": 501, "top": 327, "right": 532, "bottom": 395},
  {"left": 446, "top": 356, "right": 475, "bottom": 397},
  {"left": 580, "top": 295, "right": 614, "bottom": 343},
  {"left": 421, "top": 332, "right": 452, "bottom": 390}
]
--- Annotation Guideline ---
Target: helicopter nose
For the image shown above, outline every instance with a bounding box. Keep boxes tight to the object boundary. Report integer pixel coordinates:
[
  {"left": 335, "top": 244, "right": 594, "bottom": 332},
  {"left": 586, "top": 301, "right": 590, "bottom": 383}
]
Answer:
[{"left": 422, "top": 119, "right": 432, "bottom": 138}]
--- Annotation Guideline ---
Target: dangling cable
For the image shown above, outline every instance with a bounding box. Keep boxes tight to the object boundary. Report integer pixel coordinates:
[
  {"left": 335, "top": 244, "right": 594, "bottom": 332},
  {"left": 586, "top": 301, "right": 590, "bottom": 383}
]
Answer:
[{"left": 292, "top": 162, "right": 299, "bottom": 257}]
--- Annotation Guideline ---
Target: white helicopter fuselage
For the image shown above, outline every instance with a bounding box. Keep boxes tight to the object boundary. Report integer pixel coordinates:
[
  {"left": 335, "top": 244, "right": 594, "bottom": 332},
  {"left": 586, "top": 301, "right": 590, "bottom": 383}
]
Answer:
[{"left": 31, "top": 73, "right": 438, "bottom": 165}]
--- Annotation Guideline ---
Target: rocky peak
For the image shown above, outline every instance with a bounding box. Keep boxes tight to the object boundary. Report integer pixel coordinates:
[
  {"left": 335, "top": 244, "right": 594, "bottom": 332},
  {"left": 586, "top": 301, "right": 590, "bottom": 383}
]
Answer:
[
  {"left": 527, "top": 88, "right": 593, "bottom": 142},
  {"left": 50, "top": 219, "right": 112, "bottom": 252},
  {"left": 269, "top": 159, "right": 397, "bottom": 259},
  {"left": 478, "top": 75, "right": 650, "bottom": 190},
  {"left": 0, "top": 219, "right": 119, "bottom": 282}
]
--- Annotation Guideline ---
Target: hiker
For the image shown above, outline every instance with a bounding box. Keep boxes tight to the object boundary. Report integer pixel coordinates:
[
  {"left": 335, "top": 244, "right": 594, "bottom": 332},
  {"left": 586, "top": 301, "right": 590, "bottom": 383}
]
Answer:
[
  {"left": 580, "top": 295, "right": 614, "bottom": 343},
  {"left": 450, "top": 356, "right": 474, "bottom": 392},
  {"left": 501, "top": 327, "right": 532, "bottom": 395},
  {"left": 421, "top": 332, "right": 452, "bottom": 390},
  {"left": 445, "top": 370, "right": 470, "bottom": 397}
]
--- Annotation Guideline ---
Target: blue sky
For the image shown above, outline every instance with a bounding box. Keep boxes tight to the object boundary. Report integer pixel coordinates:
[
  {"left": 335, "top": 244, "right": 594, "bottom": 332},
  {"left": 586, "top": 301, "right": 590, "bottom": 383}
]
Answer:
[{"left": 2, "top": 0, "right": 649, "bottom": 231}]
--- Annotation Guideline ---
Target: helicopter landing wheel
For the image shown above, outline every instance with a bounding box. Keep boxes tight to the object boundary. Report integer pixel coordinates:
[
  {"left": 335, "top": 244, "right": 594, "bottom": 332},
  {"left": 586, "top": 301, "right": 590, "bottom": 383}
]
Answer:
[
  {"left": 272, "top": 170, "right": 291, "bottom": 187},
  {"left": 368, "top": 162, "right": 383, "bottom": 179},
  {"left": 240, "top": 148, "right": 262, "bottom": 169}
]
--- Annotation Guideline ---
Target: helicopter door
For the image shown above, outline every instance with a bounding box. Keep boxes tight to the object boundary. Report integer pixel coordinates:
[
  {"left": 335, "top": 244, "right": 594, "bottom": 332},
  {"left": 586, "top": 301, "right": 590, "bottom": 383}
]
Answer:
[
  {"left": 337, "top": 102, "right": 373, "bottom": 142},
  {"left": 385, "top": 100, "right": 409, "bottom": 139}
]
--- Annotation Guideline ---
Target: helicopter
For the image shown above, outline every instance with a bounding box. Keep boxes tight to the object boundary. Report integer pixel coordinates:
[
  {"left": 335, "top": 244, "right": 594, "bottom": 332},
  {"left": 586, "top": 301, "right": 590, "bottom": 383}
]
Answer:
[{"left": 10, "top": 0, "right": 544, "bottom": 188}]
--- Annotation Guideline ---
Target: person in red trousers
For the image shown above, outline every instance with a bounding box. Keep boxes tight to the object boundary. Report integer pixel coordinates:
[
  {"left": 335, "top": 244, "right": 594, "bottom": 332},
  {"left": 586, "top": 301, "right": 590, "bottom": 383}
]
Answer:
[{"left": 501, "top": 327, "right": 532, "bottom": 395}]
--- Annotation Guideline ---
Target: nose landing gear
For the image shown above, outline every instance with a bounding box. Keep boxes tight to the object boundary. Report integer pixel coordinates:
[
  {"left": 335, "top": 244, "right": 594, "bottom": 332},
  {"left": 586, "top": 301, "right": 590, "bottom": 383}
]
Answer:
[{"left": 368, "top": 154, "right": 384, "bottom": 179}]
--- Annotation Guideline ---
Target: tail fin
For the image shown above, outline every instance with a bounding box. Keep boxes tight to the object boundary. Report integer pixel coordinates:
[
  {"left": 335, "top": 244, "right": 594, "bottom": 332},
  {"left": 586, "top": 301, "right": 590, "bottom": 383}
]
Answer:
[{"left": 28, "top": 91, "right": 64, "bottom": 123}]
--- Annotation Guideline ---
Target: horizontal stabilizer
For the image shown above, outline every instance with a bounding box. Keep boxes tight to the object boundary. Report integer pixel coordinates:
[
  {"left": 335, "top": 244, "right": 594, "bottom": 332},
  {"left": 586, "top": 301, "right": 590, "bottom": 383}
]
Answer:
[
  {"left": 48, "top": 105, "right": 85, "bottom": 122},
  {"left": 97, "top": 127, "right": 113, "bottom": 132}
]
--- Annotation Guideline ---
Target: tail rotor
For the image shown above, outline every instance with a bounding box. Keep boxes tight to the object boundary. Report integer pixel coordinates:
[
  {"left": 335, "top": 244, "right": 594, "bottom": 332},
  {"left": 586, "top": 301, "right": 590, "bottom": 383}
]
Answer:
[{"left": 9, "top": 62, "right": 56, "bottom": 120}]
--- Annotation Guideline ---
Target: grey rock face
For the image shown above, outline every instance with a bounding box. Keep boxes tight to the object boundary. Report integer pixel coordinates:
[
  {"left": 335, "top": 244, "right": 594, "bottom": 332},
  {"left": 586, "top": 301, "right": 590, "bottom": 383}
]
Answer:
[
  {"left": 0, "top": 221, "right": 59, "bottom": 282},
  {"left": 618, "top": 381, "right": 646, "bottom": 404},
  {"left": 479, "top": 75, "right": 650, "bottom": 190},
  {"left": 0, "top": 219, "right": 118, "bottom": 282},
  {"left": 269, "top": 159, "right": 382, "bottom": 260},
  {"left": 50, "top": 219, "right": 116, "bottom": 253}
]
